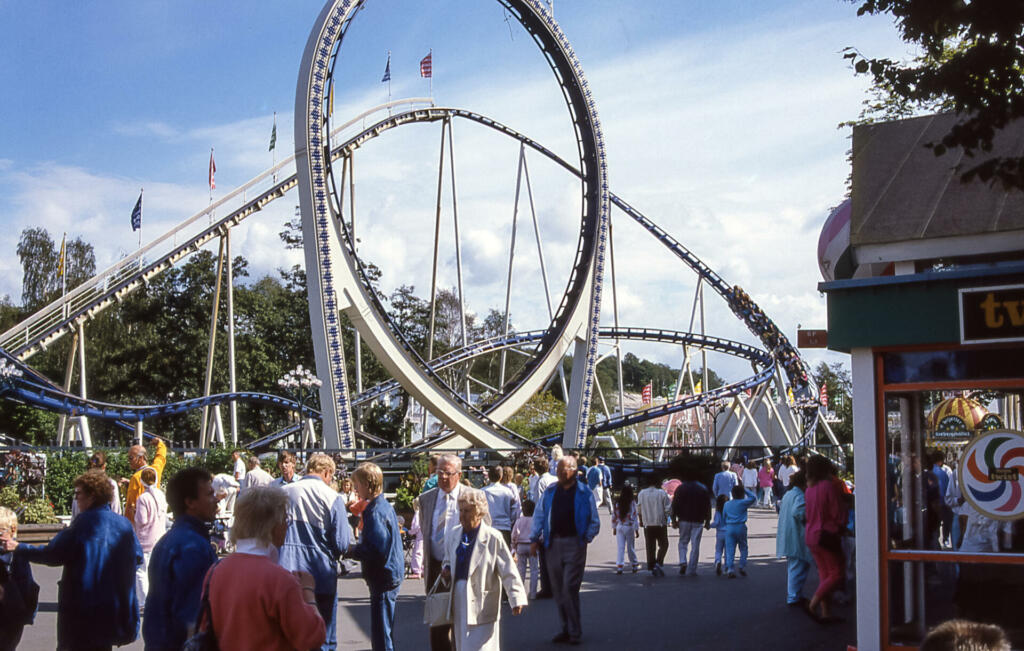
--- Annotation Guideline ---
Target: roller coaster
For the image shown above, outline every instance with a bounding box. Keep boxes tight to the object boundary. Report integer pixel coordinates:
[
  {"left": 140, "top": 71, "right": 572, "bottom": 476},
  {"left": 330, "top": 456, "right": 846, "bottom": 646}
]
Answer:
[{"left": 0, "top": 0, "right": 840, "bottom": 462}]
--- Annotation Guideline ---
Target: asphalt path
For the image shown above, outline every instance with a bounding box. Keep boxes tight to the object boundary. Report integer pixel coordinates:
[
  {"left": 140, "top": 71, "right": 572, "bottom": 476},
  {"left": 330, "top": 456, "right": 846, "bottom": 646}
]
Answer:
[{"left": 17, "top": 507, "right": 856, "bottom": 650}]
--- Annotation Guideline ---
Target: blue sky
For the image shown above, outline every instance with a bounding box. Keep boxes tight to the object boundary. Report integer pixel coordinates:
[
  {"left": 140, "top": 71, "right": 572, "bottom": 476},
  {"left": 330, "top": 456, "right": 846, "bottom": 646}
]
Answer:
[{"left": 0, "top": 0, "right": 910, "bottom": 382}]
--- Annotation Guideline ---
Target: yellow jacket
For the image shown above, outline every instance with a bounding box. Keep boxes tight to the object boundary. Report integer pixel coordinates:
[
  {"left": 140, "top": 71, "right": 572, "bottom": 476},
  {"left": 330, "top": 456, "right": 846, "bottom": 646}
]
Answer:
[{"left": 124, "top": 439, "right": 167, "bottom": 522}]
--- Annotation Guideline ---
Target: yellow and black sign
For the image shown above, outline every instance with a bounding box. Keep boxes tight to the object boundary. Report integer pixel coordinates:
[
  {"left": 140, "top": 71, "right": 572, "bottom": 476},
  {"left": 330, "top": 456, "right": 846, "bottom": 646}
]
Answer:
[{"left": 960, "top": 284, "right": 1024, "bottom": 344}]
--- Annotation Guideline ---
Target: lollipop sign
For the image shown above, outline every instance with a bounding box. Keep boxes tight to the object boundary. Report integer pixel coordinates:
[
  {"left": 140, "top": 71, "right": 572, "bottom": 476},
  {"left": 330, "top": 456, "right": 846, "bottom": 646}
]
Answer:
[{"left": 960, "top": 429, "right": 1024, "bottom": 521}]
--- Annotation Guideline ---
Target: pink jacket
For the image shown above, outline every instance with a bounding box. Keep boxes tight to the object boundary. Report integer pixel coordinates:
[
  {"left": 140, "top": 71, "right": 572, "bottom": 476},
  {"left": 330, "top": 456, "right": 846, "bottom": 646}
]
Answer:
[
  {"left": 133, "top": 486, "right": 167, "bottom": 552},
  {"left": 805, "top": 477, "right": 847, "bottom": 546},
  {"left": 511, "top": 515, "right": 533, "bottom": 548},
  {"left": 757, "top": 467, "right": 775, "bottom": 488}
]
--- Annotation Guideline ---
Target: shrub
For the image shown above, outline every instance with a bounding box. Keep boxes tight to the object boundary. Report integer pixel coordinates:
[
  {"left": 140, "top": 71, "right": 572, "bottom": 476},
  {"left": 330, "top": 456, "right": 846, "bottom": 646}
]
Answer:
[{"left": 21, "top": 497, "right": 58, "bottom": 524}]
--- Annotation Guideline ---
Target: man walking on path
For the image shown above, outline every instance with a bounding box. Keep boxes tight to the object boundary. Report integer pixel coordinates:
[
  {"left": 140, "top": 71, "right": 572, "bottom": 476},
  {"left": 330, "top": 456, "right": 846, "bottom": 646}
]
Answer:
[
  {"left": 671, "top": 470, "right": 712, "bottom": 576},
  {"left": 124, "top": 437, "right": 168, "bottom": 522},
  {"left": 637, "top": 475, "right": 671, "bottom": 576},
  {"left": 483, "top": 465, "right": 520, "bottom": 548},
  {"left": 531, "top": 456, "right": 600, "bottom": 645},
  {"left": 143, "top": 467, "right": 219, "bottom": 650},
  {"left": 280, "top": 453, "right": 352, "bottom": 651},
  {"left": 418, "top": 454, "right": 466, "bottom": 650},
  {"left": 598, "top": 458, "right": 613, "bottom": 514},
  {"left": 712, "top": 462, "right": 738, "bottom": 501},
  {"left": 533, "top": 458, "right": 558, "bottom": 599}
]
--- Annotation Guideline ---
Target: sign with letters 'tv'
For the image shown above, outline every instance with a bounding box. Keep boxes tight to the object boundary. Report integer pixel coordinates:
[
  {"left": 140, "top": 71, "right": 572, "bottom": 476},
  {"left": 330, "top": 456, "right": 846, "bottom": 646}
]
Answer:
[{"left": 960, "top": 284, "right": 1024, "bottom": 344}]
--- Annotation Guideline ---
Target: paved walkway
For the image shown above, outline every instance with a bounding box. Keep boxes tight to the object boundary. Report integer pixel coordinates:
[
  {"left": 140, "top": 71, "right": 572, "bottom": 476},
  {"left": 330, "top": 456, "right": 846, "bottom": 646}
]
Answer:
[{"left": 18, "top": 508, "right": 856, "bottom": 650}]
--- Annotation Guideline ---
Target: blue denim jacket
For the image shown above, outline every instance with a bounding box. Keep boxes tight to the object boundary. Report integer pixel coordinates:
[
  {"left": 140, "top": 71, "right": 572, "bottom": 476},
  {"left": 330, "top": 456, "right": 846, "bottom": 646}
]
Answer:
[
  {"left": 142, "top": 514, "right": 217, "bottom": 650},
  {"left": 346, "top": 494, "right": 404, "bottom": 594},
  {"left": 530, "top": 480, "right": 600, "bottom": 547},
  {"left": 17, "top": 503, "right": 143, "bottom": 649}
]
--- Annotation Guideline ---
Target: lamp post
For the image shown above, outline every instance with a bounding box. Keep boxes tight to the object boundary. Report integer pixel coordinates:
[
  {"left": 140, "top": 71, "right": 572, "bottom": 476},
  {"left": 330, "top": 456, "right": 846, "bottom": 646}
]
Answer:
[{"left": 278, "top": 364, "right": 323, "bottom": 448}]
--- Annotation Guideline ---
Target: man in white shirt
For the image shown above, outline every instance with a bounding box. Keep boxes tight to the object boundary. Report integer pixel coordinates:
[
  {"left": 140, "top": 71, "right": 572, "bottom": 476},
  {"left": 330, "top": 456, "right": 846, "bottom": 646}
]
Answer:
[
  {"left": 418, "top": 454, "right": 465, "bottom": 650},
  {"left": 528, "top": 459, "right": 544, "bottom": 503},
  {"left": 231, "top": 449, "right": 246, "bottom": 483},
  {"left": 637, "top": 476, "right": 672, "bottom": 576},
  {"left": 241, "top": 456, "right": 273, "bottom": 492},
  {"left": 482, "top": 466, "right": 520, "bottom": 548}
]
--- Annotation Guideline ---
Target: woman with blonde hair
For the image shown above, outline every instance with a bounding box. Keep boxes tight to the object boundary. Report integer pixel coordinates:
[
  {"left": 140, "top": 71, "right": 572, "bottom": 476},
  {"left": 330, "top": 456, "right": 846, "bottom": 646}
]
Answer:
[
  {"left": 203, "top": 485, "right": 326, "bottom": 650},
  {"left": 0, "top": 506, "right": 38, "bottom": 650},
  {"left": 441, "top": 488, "right": 527, "bottom": 650},
  {"left": 549, "top": 445, "right": 564, "bottom": 476},
  {"left": 345, "top": 463, "right": 404, "bottom": 651}
]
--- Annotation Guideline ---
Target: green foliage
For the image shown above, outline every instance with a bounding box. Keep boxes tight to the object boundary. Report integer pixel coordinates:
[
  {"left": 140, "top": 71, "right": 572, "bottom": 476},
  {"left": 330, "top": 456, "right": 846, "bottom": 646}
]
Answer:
[
  {"left": 504, "top": 392, "right": 566, "bottom": 441},
  {"left": 394, "top": 455, "right": 430, "bottom": 512},
  {"left": 44, "top": 452, "right": 88, "bottom": 516},
  {"left": 813, "top": 362, "right": 853, "bottom": 445},
  {"left": 845, "top": 0, "right": 1024, "bottom": 188},
  {"left": 21, "top": 497, "right": 58, "bottom": 524},
  {"left": 0, "top": 485, "right": 18, "bottom": 510}
]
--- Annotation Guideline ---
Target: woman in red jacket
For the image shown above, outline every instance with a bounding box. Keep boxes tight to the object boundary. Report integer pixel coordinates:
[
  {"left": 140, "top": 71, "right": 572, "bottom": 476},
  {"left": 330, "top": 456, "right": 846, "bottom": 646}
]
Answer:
[
  {"left": 803, "top": 456, "right": 848, "bottom": 624},
  {"left": 203, "top": 486, "right": 326, "bottom": 651}
]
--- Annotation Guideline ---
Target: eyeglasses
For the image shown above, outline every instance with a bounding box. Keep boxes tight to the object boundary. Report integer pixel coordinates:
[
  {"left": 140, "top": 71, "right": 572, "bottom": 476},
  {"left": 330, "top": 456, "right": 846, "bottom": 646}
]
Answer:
[{"left": 437, "top": 470, "right": 460, "bottom": 478}]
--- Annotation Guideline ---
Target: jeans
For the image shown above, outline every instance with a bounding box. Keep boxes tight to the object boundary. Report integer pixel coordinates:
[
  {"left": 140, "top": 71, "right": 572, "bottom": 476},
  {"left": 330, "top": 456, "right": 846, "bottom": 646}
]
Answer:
[
  {"left": 786, "top": 557, "right": 811, "bottom": 603},
  {"left": 724, "top": 523, "right": 748, "bottom": 571},
  {"left": 369, "top": 587, "right": 398, "bottom": 651},
  {"left": 516, "top": 544, "right": 539, "bottom": 597},
  {"left": 642, "top": 526, "right": 668, "bottom": 570},
  {"left": 314, "top": 591, "right": 338, "bottom": 651},
  {"left": 714, "top": 530, "right": 725, "bottom": 564},
  {"left": 615, "top": 526, "right": 638, "bottom": 568},
  {"left": 676, "top": 521, "right": 704, "bottom": 575}
]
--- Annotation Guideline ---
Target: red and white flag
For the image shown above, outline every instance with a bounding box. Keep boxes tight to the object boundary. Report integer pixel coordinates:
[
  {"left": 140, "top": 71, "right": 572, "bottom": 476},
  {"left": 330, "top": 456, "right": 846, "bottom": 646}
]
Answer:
[
  {"left": 208, "top": 149, "right": 217, "bottom": 190},
  {"left": 420, "top": 52, "right": 432, "bottom": 78},
  {"left": 819, "top": 384, "right": 828, "bottom": 408},
  {"left": 641, "top": 383, "right": 652, "bottom": 405}
]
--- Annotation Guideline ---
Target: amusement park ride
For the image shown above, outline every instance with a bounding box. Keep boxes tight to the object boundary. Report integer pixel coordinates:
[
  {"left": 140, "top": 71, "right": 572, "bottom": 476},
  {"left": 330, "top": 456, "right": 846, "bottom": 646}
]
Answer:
[{"left": 0, "top": 0, "right": 841, "bottom": 461}]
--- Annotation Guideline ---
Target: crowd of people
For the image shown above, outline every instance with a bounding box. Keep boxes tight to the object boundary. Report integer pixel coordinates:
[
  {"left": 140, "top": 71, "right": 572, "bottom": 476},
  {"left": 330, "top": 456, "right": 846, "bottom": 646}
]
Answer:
[{"left": 0, "top": 441, "right": 1011, "bottom": 650}]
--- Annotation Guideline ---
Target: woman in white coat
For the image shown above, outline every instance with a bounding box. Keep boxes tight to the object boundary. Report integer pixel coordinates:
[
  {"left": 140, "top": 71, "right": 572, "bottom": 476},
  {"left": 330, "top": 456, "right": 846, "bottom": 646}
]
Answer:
[{"left": 441, "top": 488, "right": 527, "bottom": 650}]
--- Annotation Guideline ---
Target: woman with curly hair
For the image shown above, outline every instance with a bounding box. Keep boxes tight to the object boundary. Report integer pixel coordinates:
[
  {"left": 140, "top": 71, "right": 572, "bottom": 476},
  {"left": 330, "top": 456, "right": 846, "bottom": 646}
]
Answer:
[{"left": 4, "top": 469, "right": 143, "bottom": 649}]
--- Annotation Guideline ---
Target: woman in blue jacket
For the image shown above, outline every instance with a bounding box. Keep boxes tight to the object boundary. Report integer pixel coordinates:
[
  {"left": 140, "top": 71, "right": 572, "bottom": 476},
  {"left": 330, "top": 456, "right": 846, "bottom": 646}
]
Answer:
[
  {"left": 4, "top": 469, "right": 143, "bottom": 650},
  {"left": 345, "top": 462, "right": 404, "bottom": 651}
]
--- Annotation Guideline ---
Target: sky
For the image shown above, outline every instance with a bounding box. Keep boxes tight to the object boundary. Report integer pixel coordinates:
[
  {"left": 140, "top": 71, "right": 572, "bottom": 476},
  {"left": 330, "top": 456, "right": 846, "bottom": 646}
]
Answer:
[{"left": 0, "top": 0, "right": 913, "bottom": 386}]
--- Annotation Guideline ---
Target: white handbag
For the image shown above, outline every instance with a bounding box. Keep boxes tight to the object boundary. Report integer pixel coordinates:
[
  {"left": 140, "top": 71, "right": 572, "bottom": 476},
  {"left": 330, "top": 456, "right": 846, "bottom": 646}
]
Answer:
[{"left": 423, "top": 574, "right": 452, "bottom": 627}]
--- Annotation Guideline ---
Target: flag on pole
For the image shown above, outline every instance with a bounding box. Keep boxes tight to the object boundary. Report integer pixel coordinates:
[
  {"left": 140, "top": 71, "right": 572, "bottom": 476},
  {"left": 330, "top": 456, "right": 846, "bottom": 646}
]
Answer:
[
  {"left": 209, "top": 149, "right": 216, "bottom": 190},
  {"left": 130, "top": 191, "right": 142, "bottom": 231},
  {"left": 641, "top": 383, "right": 652, "bottom": 405},
  {"left": 56, "top": 233, "right": 66, "bottom": 279},
  {"left": 420, "top": 52, "right": 432, "bottom": 78},
  {"left": 381, "top": 53, "right": 391, "bottom": 82},
  {"left": 269, "top": 115, "right": 277, "bottom": 151}
]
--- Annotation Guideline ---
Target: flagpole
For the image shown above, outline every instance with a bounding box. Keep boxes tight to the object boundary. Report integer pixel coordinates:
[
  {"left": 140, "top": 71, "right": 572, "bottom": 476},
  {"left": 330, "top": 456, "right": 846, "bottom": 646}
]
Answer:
[
  {"left": 60, "top": 232, "right": 67, "bottom": 320},
  {"left": 209, "top": 147, "right": 214, "bottom": 206},
  {"left": 138, "top": 188, "right": 143, "bottom": 250}
]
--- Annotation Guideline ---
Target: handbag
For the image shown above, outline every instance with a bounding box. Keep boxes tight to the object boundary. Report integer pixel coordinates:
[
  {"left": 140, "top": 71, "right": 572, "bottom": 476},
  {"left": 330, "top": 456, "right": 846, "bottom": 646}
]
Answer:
[
  {"left": 423, "top": 573, "right": 452, "bottom": 627},
  {"left": 183, "top": 561, "right": 220, "bottom": 651}
]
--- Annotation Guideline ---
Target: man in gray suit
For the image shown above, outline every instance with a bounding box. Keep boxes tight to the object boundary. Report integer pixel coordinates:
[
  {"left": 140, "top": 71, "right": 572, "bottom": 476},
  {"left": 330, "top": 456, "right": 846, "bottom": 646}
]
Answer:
[{"left": 418, "top": 453, "right": 465, "bottom": 650}]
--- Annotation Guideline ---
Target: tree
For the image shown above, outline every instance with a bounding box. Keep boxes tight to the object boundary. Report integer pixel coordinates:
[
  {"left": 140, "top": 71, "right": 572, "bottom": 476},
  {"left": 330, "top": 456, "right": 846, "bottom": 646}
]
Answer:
[
  {"left": 16, "top": 228, "right": 96, "bottom": 312},
  {"left": 845, "top": 0, "right": 1024, "bottom": 188},
  {"left": 813, "top": 361, "right": 853, "bottom": 444}
]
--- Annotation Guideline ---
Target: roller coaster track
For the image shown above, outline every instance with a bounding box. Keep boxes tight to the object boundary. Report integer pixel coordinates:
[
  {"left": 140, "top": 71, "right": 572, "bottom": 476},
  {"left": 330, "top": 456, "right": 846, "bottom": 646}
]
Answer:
[{"left": 0, "top": 104, "right": 823, "bottom": 450}]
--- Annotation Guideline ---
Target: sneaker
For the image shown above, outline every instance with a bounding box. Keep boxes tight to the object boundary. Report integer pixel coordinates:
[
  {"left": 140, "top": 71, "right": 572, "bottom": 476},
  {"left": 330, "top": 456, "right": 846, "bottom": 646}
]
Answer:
[
  {"left": 616, "top": 567, "right": 623, "bottom": 575},
  {"left": 739, "top": 568, "right": 747, "bottom": 577},
  {"left": 679, "top": 566, "right": 686, "bottom": 575},
  {"left": 715, "top": 562, "right": 722, "bottom": 576},
  {"left": 652, "top": 565, "right": 664, "bottom": 577},
  {"left": 727, "top": 570, "right": 737, "bottom": 579},
  {"left": 632, "top": 564, "right": 639, "bottom": 574}
]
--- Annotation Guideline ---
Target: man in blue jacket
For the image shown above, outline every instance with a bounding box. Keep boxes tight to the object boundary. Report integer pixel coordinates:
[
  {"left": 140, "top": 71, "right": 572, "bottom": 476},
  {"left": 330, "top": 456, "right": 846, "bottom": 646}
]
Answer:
[
  {"left": 531, "top": 455, "right": 600, "bottom": 646},
  {"left": 143, "top": 466, "right": 219, "bottom": 650}
]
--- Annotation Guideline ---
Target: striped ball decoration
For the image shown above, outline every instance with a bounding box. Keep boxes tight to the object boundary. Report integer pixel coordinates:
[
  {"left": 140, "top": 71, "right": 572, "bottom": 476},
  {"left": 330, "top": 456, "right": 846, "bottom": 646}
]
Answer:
[{"left": 961, "top": 429, "right": 1024, "bottom": 521}]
